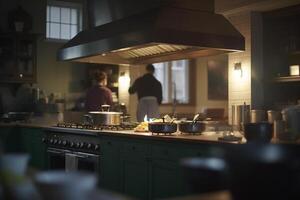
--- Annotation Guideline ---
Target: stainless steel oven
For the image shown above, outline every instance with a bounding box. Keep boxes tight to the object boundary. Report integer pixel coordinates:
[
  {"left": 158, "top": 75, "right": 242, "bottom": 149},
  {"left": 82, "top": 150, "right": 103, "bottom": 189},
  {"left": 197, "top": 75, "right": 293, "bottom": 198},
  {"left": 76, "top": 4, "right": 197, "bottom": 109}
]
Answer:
[
  {"left": 47, "top": 147, "right": 100, "bottom": 173},
  {"left": 43, "top": 129, "right": 101, "bottom": 175}
]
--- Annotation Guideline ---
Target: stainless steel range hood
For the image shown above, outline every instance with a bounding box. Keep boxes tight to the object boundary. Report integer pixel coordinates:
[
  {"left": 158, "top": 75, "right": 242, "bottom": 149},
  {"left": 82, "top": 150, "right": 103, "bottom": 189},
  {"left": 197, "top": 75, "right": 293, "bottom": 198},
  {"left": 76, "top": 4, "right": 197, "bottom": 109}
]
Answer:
[{"left": 57, "top": 0, "right": 245, "bottom": 65}]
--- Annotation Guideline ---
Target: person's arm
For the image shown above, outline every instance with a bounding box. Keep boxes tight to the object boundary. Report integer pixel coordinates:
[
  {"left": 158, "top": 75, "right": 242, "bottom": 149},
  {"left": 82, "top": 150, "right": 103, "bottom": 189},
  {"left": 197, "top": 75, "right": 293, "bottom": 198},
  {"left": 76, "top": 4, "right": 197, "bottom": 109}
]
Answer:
[
  {"left": 85, "top": 90, "right": 91, "bottom": 111},
  {"left": 157, "top": 83, "right": 163, "bottom": 105},
  {"left": 106, "top": 89, "right": 113, "bottom": 105},
  {"left": 128, "top": 78, "right": 138, "bottom": 94}
]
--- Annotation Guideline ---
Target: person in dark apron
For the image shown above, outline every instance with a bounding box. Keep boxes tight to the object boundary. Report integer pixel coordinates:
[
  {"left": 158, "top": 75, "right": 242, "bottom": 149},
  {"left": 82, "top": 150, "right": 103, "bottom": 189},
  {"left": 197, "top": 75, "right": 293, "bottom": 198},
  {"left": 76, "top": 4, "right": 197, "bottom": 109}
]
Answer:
[{"left": 129, "top": 64, "right": 162, "bottom": 122}]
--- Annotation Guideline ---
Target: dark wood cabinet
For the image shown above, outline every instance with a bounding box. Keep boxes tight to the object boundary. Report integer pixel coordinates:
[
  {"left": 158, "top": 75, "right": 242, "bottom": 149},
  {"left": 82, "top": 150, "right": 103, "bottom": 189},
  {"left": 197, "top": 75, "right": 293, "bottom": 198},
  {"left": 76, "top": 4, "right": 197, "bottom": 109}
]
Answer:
[{"left": 0, "top": 33, "right": 37, "bottom": 83}]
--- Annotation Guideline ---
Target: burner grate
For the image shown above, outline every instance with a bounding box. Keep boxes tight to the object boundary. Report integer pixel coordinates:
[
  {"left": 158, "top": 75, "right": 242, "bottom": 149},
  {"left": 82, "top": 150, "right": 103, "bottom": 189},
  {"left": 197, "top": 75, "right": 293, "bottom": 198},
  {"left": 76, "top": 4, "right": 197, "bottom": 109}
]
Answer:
[{"left": 56, "top": 122, "right": 137, "bottom": 131}]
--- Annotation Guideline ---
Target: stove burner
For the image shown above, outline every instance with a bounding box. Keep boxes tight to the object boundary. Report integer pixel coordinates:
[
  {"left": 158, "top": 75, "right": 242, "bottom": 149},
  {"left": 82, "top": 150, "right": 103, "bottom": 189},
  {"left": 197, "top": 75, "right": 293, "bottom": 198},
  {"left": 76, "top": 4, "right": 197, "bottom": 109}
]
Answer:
[{"left": 56, "top": 122, "right": 137, "bottom": 131}]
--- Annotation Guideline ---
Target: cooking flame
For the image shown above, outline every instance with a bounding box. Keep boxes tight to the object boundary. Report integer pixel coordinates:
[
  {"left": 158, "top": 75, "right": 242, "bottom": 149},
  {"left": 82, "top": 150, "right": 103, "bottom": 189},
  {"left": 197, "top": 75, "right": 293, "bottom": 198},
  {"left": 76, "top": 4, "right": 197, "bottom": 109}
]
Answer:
[{"left": 144, "top": 115, "right": 148, "bottom": 122}]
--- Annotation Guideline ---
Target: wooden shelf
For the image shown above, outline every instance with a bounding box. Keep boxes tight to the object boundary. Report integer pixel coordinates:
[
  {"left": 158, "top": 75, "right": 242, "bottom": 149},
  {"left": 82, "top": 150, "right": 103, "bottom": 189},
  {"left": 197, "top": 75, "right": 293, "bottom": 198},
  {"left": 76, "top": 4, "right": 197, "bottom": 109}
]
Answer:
[{"left": 274, "top": 76, "right": 300, "bottom": 82}]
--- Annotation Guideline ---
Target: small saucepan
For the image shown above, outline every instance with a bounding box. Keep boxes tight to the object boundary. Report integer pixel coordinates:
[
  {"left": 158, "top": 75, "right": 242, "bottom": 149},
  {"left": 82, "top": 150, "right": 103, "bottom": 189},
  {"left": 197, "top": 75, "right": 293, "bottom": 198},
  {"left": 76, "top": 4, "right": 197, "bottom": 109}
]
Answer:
[
  {"left": 148, "top": 122, "right": 177, "bottom": 134},
  {"left": 179, "top": 121, "right": 205, "bottom": 134}
]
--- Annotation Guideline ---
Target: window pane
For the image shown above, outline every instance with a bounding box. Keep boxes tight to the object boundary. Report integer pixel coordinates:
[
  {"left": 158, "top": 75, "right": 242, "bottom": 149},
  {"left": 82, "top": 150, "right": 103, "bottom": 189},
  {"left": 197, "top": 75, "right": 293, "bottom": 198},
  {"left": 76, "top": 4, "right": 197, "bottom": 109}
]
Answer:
[
  {"left": 46, "top": 22, "right": 50, "bottom": 38},
  {"left": 50, "top": 6, "right": 60, "bottom": 23},
  {"left": 46, "top": 2, "right": 82, "bottom": 40},
  {"left": 71, "top": 25, "right": 78, "bottom": 38},
  {"left": 171, "top": 60, "right": 189, "bottom": 103},
  {"left": 154, "top": 62, "right": 169, "bottom": 103},
  {"left": 71, "top": 9, "right": 78, "bottom": 24},
  {"left": 61, "top": 8, "right": 71, "bottom": 24},
  {"left": 47, "top": 6, "right": 50, "bottom": 21},
  {"left": 50, "top": 23, "right": 60, "bottom": 39},
  {"left": 61, "top": 24, "right": 70, "bottom": 40}
]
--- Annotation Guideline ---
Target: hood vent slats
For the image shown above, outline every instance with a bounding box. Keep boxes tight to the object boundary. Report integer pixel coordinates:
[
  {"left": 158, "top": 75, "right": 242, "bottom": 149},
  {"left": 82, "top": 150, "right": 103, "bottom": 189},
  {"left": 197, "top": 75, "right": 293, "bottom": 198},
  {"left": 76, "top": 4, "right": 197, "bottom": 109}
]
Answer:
[{"left": 116, "top": 44, "right": 190, "bottom": 59}]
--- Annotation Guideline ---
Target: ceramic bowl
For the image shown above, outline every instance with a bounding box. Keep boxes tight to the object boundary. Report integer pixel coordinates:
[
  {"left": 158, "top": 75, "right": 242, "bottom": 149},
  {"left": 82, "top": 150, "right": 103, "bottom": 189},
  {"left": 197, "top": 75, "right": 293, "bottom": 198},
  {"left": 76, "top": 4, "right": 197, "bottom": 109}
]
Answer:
[
  {"left": 34, "top": 171, "right": 97, "bottom": 200},
  {"left": 0, "top": 154, "right": 29, "bottom": 175}
]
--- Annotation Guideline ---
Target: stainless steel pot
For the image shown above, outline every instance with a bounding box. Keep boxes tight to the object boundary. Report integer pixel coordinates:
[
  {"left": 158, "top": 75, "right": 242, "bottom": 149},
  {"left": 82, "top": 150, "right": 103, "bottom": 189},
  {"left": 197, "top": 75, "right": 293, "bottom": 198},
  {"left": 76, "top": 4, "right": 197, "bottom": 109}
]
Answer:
[
  {"left": 267, "top": 110, "right": 281, "bottom": 124},
  {"left": 250, "top": 110, "right": 266, "bottom": 123},
  {"left": 85, "top": 111, "right": 123, "bottom": 126}
]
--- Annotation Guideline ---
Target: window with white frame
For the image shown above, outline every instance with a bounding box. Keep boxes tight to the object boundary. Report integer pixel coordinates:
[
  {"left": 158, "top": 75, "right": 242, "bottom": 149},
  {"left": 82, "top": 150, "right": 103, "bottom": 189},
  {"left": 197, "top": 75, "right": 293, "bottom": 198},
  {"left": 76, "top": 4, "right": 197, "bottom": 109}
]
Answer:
[
  {"left": 153, "top": 60, "right": 190, "bottom": 104},
  {"left": 46, "top": 0, "right": 82, "bottom": 41}
]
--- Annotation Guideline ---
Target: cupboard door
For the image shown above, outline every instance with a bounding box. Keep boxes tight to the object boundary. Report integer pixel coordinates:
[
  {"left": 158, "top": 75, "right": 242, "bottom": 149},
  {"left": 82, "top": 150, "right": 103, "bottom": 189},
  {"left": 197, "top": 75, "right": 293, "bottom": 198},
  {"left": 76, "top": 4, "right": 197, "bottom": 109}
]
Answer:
[
  {"left": 15, "top": 35, "right": 36, "bottom": 82},
  {"left": 0, "top": 36, "right": 16, "bottom": 81},
  {"left": 99, "top": 138, "right": 121, "bottom": 192},
  {"left": 0, "top": 33, "right": 37, "bottom": 83},
  {"left": 21, "top": 128, "right": 47, "bottom": 170},
  {"left": 150, "top": 159, "right": 186, "bottom": 199},
  {"left": 0, "top": 127, "right": 22, "bottom": 152},
  {"left": 120, "top": 155, "right": 149, "bottom": 200}
]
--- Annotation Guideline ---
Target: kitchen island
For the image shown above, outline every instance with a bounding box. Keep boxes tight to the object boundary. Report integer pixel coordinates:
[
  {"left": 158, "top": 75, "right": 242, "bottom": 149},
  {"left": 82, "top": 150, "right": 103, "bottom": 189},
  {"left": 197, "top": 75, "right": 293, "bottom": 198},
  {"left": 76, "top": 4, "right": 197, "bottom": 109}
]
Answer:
[{"left": 0, "top": 122, "right": 297, "bottom": 200}]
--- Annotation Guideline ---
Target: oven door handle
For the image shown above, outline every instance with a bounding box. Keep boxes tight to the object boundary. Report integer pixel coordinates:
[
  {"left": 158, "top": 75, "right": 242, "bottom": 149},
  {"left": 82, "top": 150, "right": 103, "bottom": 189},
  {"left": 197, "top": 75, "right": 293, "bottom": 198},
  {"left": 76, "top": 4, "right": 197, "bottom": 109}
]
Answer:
[
  {"left": 47, "top": 148, "right": 68, "bottom": 155},
  {"left": 68, "top": 152, "right": 100, "bottom": 159}
]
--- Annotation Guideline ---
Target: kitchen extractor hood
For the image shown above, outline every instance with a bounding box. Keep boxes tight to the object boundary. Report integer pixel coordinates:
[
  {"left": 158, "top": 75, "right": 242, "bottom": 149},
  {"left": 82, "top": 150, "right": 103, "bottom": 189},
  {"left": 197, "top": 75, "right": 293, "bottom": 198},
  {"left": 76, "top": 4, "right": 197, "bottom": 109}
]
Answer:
[{"left": 57, "top": 0, "right": 245, "bottom": 65}]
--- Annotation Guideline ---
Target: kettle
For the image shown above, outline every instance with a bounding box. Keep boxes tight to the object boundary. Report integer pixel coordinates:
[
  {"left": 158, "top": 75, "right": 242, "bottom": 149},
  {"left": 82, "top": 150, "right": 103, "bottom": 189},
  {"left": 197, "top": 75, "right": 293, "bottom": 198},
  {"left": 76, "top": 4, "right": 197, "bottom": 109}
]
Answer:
[{"left": 281, "top": 105, "right": 300, "bottom": 140}]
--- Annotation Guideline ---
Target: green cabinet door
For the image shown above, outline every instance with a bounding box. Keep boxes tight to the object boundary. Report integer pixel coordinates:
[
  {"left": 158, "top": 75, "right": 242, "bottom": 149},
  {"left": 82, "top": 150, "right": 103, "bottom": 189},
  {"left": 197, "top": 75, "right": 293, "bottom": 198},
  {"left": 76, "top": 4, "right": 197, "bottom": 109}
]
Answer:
[
  {"left": 120, "top": 155, "right": 149, "bottom": 200},
  {"left": 20, "top": 128, "right": 47, "bottom": 170},
  {"left": 119, "top": 139, "right": 150, "bottom": 199},
  {"left": 99, "top": 138, "right": 121, "bottom": 192},
  {"left": 150, "top": 159, "right": 186, "bottom": 199},
  {"left": 0, "top": 126, "right": 22, "bottom": 152}
]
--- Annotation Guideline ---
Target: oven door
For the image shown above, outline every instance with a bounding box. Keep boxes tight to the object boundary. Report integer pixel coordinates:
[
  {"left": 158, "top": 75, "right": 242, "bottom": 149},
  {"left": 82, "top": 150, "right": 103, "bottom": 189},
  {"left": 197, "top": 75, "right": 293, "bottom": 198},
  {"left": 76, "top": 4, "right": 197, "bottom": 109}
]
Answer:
[{"left": 47, "top": 148, "right": 100, "bottom": 173}]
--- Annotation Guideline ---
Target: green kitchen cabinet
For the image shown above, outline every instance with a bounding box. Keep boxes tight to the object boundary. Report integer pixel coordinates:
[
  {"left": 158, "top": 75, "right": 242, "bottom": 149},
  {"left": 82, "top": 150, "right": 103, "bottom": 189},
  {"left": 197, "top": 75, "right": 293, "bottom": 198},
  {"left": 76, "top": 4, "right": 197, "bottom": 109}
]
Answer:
[
  {"left": 120, "top": 155, "right": 149, "bottom": 200},
  {"left": 20, "top": 128, "right": 47, "bottom": 170},
  {"left": 119, "top": 140, "right": 150, "bottom": 199},
  {"left": 0, "top": 126, "right": 22, "bottom": 152},
  {"left": 98, "top": 136, "right": 214, "bottom": 200},
  {"left": 99, "top": 137, "right": 121, "bottom": 192},
  {"left": 149, "top": 159, "right": 186, "bottom": 199}
]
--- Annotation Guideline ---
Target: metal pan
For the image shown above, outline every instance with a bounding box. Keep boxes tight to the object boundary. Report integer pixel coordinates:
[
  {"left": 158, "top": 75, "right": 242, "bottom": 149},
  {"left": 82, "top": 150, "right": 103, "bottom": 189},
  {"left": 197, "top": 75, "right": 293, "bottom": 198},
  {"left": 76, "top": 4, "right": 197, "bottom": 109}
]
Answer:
[
  {"left": 179, "top": 121, "right": 205, "bottom": 133},
  {"left": 148, "top": 122, "right": 177, "bottom": 134},
  {"left": 84, "top": 111, "right": 123, "bottom": 126}
]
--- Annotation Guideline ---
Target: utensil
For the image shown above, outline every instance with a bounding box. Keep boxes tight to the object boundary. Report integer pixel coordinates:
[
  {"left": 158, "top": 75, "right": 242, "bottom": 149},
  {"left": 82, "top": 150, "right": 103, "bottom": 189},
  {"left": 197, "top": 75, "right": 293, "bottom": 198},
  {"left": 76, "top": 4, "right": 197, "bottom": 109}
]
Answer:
[
  {"left": 244, "top": 122, "right": 273, "bottom": 143},
  {"left": 192, "top": 113, "right": 200, "bottom": 123}
]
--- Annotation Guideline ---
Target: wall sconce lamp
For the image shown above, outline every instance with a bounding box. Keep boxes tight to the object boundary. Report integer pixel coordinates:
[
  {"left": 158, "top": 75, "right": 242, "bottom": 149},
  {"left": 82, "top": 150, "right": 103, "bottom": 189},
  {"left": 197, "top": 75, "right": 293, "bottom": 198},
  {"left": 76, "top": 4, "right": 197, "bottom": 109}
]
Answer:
[
  {"left": 234, "top": 62, "right": 243, "bottom": 78},
  {"left": 119, "top": 71, "right": 130, "bottom": 85}
]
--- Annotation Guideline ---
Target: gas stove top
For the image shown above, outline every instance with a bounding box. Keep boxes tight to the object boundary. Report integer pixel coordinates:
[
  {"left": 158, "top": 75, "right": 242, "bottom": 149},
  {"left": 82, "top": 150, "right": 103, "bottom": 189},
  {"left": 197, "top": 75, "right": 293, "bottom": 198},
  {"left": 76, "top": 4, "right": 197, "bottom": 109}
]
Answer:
[{"left": 55, "top": 122, "right": 137, "bottom": 131}]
